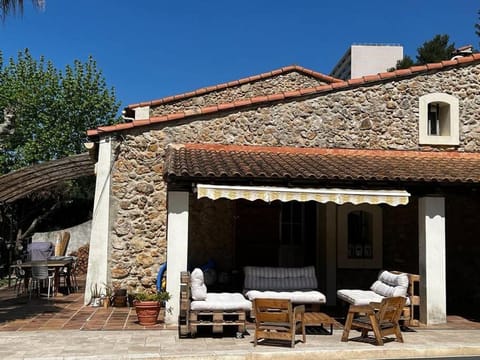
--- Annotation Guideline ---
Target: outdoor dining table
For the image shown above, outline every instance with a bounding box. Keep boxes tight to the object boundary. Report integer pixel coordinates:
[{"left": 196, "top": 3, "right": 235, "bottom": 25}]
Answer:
[{"left": 12, "top": 257, "right": 74, "bottom": 297}]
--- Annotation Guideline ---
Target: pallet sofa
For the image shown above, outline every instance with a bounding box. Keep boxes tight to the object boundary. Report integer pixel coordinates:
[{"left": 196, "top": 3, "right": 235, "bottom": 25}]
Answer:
[
  {"left": 337, "top": 270, "right": 420, "bottom": 326},
  {"left": 243, "top": 266, "right": 327, "bottom": 313},
  {"left": 178, "top": 268, "right": 252, "bottom": 337}
]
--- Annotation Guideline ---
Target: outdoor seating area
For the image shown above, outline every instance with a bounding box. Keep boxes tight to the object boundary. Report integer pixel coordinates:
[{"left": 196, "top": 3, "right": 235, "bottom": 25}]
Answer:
[{"left": 0, "top": 266, "right": 479, "bottom": 357}]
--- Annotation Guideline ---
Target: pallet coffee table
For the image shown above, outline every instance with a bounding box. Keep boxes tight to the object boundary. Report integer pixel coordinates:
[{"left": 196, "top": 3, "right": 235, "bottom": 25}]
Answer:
[{"left": 303, "top": 312, "right": 337, "bottom": 335}]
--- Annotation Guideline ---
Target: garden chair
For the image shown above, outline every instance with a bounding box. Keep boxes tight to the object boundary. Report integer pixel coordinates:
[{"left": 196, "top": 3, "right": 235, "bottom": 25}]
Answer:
[
  {"left": 341, "top": 296, "right": 406, "bottom": 346},
  {"left": 29, "top": 262, "right": 54, "bottom": 299},
  {"left": 253, "top": 298, "right": 306, "bottom": 348}
]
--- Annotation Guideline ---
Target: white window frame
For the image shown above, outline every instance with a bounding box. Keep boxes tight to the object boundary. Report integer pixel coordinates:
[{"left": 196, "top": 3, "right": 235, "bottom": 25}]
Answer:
[
  {"left": 419, "top": 93, "right": 459, "bottom": 145},
  {"left": 337, "top": 204, "right": 383, "bottom": 269}
]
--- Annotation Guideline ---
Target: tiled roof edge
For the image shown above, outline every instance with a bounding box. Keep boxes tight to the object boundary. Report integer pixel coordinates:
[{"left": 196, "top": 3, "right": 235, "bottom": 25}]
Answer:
[
  {"left": 180, "top": 143, "right": 480, "bottom": 159},
  {"left": 88, "top": 54, "right": 480, "bottom": 137},
  {"left": 126, "top": 65, "right": 341, "bottom": 109}
]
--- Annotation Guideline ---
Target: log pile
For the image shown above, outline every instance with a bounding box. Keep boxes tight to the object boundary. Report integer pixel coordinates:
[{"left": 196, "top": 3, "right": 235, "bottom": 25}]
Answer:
[{"left": 69, "top": 244, "right": 89, "bottom": 274}]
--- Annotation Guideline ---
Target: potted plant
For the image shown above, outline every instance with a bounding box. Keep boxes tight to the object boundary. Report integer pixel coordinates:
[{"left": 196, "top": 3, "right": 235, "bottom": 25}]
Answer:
[
  {"left": 90, "top": 283, "right": 102, "bottom": 307},
  {"left": 132, "top": 290, "right": 171, "bottom": 326},
  {"left": 102, "top": 283, "right": 113, "bottom": 308}
]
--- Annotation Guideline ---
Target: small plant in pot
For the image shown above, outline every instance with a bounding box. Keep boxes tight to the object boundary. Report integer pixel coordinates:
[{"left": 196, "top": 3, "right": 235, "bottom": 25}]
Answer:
[{"left": 133, "top": 290, "right": 171, "bottom": 326}]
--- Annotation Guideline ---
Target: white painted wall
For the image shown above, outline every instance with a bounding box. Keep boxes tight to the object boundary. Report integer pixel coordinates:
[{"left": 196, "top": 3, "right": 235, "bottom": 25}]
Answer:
[
  {"left": 418, "top": 197, "right": 447, "bottom": 324},
  {"left": 32, "top": 220, "right": 91, "bottom": 255},
  {"left": 351, "top": 45, "right": 403, "bottom": 78},
  {"left": 165, "top": 191, "right": 189, "bottom": 325},
  {"left": 84, "top": 137, "right": 112, "bottom": 305}
]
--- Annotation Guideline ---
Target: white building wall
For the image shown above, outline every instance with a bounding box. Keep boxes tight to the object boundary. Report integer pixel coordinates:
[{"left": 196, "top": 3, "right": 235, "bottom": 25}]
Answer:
[{"left": 331, "top": 44, "right": 403, "bottom": 80}]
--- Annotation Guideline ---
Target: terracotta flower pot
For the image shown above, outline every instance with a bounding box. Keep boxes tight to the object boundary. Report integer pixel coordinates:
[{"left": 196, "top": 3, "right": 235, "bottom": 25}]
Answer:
[{"left": 134, "top": 300, "right": 161, "bottom": 326}]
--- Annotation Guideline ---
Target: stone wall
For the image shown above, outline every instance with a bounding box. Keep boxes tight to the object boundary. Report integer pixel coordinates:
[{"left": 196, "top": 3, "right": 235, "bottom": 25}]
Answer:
[
  {"left": 109, "top": 63, "right": 480, "bottom": 291},
  {"left": 151, "top": 71, "right": 331, "bottom": 117}
]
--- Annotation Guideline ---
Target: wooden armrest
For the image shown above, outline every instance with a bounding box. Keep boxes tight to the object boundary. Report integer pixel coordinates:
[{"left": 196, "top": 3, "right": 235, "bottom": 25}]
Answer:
[
  {"left": 369, "top": 301, "right": 381, "bottom": 309},
  {"left": 348, "top": 304, "right": 374, "bottom": 314},
  {"left": 293, "top": 305, "right": 305, "bottom": 315}
]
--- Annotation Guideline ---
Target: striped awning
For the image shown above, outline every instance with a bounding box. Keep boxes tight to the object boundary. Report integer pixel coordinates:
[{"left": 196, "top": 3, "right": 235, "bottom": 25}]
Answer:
[{"left": 196, "top": 184, "right": 410, "bottom": 206}]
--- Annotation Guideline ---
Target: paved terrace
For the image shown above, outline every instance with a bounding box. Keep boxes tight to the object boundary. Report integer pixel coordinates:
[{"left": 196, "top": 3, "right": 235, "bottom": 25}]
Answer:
[{"left": 0, "top": 278, "right": 480, "bottom": 359}]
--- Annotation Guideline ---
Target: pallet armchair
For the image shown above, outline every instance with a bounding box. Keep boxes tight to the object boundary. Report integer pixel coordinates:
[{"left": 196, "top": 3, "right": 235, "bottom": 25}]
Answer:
[
  {"left": 179, "top": 268, "right": 252, "bottom": 337},
  {"left": 337, "top": 270, "right": 420, "bottom": 327},
  {"left": 341, "top": 296, "right": 406, "bottom": 345},
  {"left": 253, "top": 298, "right": 306, "bottom": 348}
]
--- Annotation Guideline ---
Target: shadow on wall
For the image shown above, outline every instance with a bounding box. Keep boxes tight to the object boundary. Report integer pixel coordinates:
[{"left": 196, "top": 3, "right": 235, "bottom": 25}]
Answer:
[{"left": 32, "top": 220, "right": 91, "bottom": 255}]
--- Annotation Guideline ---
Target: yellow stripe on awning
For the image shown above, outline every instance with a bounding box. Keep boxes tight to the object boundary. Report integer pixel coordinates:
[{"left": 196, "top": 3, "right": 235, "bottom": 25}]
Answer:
[{"left": 197, "top": 184, "right": 410, "bottom": 206}]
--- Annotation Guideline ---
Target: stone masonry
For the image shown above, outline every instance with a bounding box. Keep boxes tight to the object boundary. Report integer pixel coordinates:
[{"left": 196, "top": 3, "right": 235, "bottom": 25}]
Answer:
[{"left": 108, "top": 64, "right": 480, "bottom": 292}]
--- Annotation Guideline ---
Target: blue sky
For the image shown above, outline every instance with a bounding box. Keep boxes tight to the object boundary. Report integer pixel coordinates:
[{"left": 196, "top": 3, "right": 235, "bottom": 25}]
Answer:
[{"left": 1, "top": 1, "right": 479, "bottom": 112}]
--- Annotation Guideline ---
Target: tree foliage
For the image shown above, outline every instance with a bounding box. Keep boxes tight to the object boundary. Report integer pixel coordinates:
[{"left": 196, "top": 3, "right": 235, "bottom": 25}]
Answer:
[
  {"left": 416, "top": 34, "right": 456, "bottom": 64},
  {"left": 1, "top": 0, "right": 44, "bottom": 21},
  {"left": 0, "top": 49, "right": 120, "bottom": 173},
  {"left": 476, "top": 10, "right": 480, "bottom": 40},
  {"left": 396, "top": 34, "right": 455, "bottom": 69},
  {"left": 395, "top": 55, "right": 415, "bottom": 70}
]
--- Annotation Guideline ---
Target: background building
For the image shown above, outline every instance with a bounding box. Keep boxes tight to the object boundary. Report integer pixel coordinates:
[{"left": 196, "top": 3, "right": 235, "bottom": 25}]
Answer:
[{"left": 330, "top": 44, "right": 403, "bottom": 80}]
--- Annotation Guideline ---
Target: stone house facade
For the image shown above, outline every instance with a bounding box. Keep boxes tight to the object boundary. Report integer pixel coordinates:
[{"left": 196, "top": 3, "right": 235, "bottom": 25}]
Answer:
[{"left": 86, "top": 58, "right": 480, "bottom": 325}]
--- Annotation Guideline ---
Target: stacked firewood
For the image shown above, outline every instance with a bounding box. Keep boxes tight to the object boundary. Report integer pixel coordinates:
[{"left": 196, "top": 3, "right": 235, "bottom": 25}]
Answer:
[{"left": 68, "top": 244, "right": 89, "bottom": 274}]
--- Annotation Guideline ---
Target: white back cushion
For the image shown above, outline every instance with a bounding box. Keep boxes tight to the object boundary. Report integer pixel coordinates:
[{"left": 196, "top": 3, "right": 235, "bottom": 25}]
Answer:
[
  {"left": 190, "top": 268, "right": 207, "bottom": 300},
  {"left": 370, "top": 270, "right": 408, "bottom": 297}
]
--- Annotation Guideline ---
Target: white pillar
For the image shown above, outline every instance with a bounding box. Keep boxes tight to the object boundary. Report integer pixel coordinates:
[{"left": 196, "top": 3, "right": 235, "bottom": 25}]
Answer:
[
  {"left": 165, "top": 191, "right": 189, "bottom": 325},
  {"left": 418, "top": 197, "right": 447, "bottom": 325},
  {"left": 85, "top": 136, "right": 112, "bottom": 304},
  {"left": 325, "top": 203, "right": 337, "bottom": 306}
]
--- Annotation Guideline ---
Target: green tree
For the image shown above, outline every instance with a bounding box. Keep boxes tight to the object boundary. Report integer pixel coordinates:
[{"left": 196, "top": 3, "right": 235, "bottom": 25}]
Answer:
[
  {"left": 0, "top": 49, "right": 120, "bottom": 173},
  {"left": 1, "top": 0, "right": 44, "bottom": 20},
  {"left": 476, "top": 10, "right": 480, "bottom": 40},
  {"left": 416, "top": 34, "right": 455, "bottom": 64},
  {"left": 394, "top": 55, "right": 415, "bottom": 70}
]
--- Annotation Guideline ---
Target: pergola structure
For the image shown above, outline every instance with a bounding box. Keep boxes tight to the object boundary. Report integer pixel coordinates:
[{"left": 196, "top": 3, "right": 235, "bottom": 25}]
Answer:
[{"left": 0, "top": 153, "right": 95, "bottom": 204}]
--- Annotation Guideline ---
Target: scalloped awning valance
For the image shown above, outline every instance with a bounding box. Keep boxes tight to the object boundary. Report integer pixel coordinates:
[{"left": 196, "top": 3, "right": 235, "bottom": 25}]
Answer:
[{"left": 197, "top": 184, "right": 410, "bottom": 206}]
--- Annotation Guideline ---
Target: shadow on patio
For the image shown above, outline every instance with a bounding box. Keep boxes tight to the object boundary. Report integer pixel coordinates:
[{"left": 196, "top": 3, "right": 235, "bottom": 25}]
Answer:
[{"left": 0, "top": 275, "right": 168, "bottom": 331}]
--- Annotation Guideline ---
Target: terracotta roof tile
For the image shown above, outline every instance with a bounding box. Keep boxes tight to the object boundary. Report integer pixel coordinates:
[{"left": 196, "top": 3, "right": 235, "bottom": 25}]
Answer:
[
  {"left": 164, "top": 143, "right": 480, "bottom": 185},
  {"left": 126, "top": 65, "right": 341, "bottom": 110},
  {"left": 88, "top": 55, "right": 480, "bottom": 137}
]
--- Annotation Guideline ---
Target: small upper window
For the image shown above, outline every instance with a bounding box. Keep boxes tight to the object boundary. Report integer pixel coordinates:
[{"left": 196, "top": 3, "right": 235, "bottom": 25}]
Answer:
[{"left": 419, "top": 93, "right": 459, "bottom": 145}]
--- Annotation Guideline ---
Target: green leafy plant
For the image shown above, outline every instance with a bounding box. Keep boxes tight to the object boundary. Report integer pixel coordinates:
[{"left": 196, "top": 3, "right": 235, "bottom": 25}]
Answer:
[
  {"left": 132, "top": 290, "right": 171, "bottom": 303},
  {"left": 103, "top": 283, "right": 113, "bottom": 298},
  {"left": 90, "top": 283, "right": 101, "bottom": 298}
]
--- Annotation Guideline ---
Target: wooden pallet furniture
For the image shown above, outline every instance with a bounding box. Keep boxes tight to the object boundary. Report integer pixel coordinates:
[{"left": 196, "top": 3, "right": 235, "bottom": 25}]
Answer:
[
  {"left": 303, "top": 312, "right": 337, "bottom": 335},
  {"left": 337, "top": 270, "right": 421, "bottom": 327},
  {"left": 179, "top": 270, "right": 251, "bottom": 337},
  {"left": 253, "top": 298, "right": 306, "bottom": 348},
  {"left": 341, "top": 296, "right": 406, "bottom": 346},
  {"left": 397, "top": 273, "right": 420, "bottom": 327}
]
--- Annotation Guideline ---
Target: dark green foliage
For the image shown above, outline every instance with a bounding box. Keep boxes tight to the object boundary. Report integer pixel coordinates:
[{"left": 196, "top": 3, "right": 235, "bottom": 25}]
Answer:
[
  {"left": 395, "top": 55, "right": 415, "bottom": 70},
  {"left": 476, "top": 10, "right": 480, "bottom": 41},
  {"left": 416, "top": 34, "right": 456, "bottom": 64},
  {"left": 1, "top": 0, "right": 44, "bottom": 21}
]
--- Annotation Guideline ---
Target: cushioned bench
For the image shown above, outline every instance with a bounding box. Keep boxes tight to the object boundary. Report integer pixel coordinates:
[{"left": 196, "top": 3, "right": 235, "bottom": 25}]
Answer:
[
  {"left": 243, "top": 266, "right": 326, "bottom": 308},
  {"left": 179, "top": 268, "right": 252, "bottom": 337},
  {"left": 337, "top": 270, "right": 420, "bottom": 326}
]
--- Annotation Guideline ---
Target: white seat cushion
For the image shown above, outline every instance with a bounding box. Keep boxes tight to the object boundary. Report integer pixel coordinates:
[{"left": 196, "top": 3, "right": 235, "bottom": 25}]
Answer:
[
  {"left": 337, "top": 289, "right": 410, "bottom": 306},
  {"left": 190, "top": 293, "right": 252, "bottom": 311},
  {"left": 337, "top": 289, "right": 385, "bottom": 306},
  {"left": 245, "top": 290, "right": 326, "bottom": 304}
]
